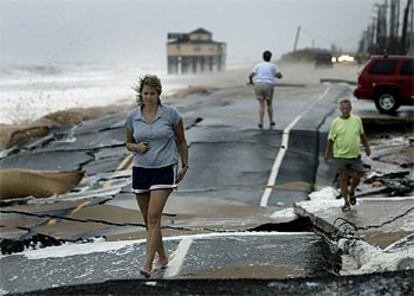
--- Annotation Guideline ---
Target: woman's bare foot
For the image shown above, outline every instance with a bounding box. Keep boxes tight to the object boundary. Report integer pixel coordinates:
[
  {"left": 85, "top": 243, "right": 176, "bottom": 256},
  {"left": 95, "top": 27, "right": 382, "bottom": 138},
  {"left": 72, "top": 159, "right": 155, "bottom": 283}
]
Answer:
[
  {"left": 139, "top": 267, "right": 151, "bottom": 278},
  {"left": 154, "top": 258, "right": 168, "bottom": 271}
]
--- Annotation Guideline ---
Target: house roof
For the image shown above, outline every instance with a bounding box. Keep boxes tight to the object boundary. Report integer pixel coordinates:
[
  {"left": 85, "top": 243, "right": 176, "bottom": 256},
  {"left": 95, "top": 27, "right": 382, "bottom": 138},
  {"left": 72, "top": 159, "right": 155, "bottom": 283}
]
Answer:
[
  {"left": 167, "top": 40, "right": 225, "bottom": 45},
  {"left": 190, "top": 28, "right": 212, "bottom": 35}
]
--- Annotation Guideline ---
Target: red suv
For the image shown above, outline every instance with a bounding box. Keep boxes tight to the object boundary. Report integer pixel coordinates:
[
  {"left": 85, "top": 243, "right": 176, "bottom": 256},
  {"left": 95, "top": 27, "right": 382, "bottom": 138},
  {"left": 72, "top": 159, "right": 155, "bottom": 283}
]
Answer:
[{"left": 353, "top": 55, "right": 413, "bottom": 113}]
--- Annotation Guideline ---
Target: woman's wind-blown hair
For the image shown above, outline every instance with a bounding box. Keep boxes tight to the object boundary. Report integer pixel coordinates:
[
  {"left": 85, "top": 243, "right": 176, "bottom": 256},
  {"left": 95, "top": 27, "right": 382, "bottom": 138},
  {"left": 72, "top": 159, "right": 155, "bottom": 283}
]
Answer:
[{"left": 132, "top": 75, "right": 162, "bottom": 106}]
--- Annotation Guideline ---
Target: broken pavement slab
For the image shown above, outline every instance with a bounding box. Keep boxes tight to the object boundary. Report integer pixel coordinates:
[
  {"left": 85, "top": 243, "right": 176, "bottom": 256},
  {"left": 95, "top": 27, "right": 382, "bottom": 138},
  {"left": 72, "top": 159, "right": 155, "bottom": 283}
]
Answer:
[
  {"left": 30, "top": 204, "right": 144, "bottom": 241},
  {"left": 293, "top": 197, "right": 414, "bottom": 248},
  {"left": 78, "top": 195, "right": 275, "bottom": 240},
  {"left": 162, "top": 195, "right": 274, "bottom": 230},
  {"left": 0, "top": 198, "right": 109, "bottom": 240},
  {"left": 0, "top": 232, "right": 339, "bottom": 294},
  {"left": 1, "top": 193, "right": 276, "bottom": 242},
  {"left": 0, "top": 212, "right": 46, "bottom": 240}
]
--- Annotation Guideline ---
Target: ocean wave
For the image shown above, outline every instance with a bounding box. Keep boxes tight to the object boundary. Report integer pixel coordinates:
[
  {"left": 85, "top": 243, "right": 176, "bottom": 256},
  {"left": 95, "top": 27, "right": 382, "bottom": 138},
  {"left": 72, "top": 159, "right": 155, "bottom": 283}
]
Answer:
[{"left": 0, "top": 65, "right": 64, "bottom": 76}]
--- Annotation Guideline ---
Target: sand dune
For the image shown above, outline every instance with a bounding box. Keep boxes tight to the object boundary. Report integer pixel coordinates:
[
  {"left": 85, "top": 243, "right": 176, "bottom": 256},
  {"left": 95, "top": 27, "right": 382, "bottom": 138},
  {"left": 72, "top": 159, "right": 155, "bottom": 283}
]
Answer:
[{"left": 0, "top": 168, "right": 84, "bottom": 199}]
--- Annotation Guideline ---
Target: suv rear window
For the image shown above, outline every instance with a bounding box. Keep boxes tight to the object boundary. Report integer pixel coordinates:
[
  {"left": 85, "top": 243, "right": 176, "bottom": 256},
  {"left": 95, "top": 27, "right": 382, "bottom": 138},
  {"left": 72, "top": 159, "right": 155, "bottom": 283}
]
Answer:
[
  {"left": 401, "top": 60, "right": 413, "bottom": 75},
  {"left": 368, "top": 60, "right": 397, "bottom": 75}
]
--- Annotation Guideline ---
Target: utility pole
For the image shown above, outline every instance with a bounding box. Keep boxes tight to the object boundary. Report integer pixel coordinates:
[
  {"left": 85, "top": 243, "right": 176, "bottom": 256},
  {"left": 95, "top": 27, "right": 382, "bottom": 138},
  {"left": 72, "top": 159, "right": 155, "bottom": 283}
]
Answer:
[
  {"left": 358, "top": 31, "right": 366, "bottom": 53},
  {"left": 292, "top": 26, "right": 301, "bottom": 52},
  {"left": 401, "top": 0, "right": 413, "bottom": 53},
  {"left": 369, "top": 17, "right": 377, "bottom": 54},
  {"left": 389, "top": 0, "right": 400, "bottom": 53},
  {"left": 410, "top": 0, "right": 414, "bottom": 54},
  {"left": 375, "top": 1, "right": 388, "bottom": 53}
]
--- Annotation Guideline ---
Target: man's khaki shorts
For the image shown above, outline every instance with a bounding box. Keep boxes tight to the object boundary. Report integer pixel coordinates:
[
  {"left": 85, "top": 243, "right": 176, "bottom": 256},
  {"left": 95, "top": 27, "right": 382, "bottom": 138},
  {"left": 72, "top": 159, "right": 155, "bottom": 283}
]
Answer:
[{"left": 254, "top": 83, "right": 274, "bottom": 101}]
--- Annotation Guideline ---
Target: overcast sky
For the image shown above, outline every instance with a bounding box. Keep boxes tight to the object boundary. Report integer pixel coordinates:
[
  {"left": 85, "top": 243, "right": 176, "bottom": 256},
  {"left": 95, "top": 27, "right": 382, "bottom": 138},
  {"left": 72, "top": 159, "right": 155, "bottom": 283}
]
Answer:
[{"left": 0, "top": 0, "right": 378, "bottom": 66}]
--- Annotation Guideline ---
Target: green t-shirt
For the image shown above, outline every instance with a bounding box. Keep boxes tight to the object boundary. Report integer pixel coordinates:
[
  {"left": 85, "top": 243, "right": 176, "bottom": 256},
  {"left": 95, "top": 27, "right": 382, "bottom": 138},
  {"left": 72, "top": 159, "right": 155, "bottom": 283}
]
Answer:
[{"left": 328, "top": 114, "right": 364, "bottom": 159}]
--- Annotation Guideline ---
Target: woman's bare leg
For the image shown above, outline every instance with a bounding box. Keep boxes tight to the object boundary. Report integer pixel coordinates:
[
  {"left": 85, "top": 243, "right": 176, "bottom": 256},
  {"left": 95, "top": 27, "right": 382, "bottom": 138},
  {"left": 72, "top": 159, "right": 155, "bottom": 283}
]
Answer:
[
  {"left": 141, "top": 189, "right": 171, "bottom": 273},
  {"left": 136, "top": 193, "right": 166, "bottom": 267},
  {"left": 136, "top": 193, "right": 150, "bottom": 228}
]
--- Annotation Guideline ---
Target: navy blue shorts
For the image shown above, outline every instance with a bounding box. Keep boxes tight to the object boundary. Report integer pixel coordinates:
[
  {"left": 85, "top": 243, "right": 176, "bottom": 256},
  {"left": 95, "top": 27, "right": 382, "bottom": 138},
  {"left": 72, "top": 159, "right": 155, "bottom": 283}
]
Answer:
[{"left": 132, "top": 165, "right": 177, "bottom": 194}]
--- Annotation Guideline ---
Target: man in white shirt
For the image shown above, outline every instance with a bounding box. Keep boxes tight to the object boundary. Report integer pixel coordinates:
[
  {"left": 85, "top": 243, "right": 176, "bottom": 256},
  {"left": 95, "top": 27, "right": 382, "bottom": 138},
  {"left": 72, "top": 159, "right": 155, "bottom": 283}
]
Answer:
[{"left": 248, "top": 50, "right": 283, "bottom": 129}]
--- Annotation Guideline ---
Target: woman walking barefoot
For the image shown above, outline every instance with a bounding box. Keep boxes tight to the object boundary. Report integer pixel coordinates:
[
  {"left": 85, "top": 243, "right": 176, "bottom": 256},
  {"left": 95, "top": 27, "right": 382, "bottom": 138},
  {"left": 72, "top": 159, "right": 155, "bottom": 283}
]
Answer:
[{"left": 126, "top": 75, "right": 189, "bottom": 278}]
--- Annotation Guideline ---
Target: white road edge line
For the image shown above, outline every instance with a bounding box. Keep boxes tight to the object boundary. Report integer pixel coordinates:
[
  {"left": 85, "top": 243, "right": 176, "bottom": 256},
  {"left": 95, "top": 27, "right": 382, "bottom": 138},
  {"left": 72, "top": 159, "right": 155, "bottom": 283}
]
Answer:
[
  {"left": 259, "top": 86, "right": 331, "bottom": 207},
  {"left": 164, "top": 238, "right": 193, "bottom": 278}
]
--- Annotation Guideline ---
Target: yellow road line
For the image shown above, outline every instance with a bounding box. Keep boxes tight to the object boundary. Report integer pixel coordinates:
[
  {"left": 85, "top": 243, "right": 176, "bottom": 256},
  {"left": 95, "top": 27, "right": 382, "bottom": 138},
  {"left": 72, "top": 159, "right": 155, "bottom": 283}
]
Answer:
[
  {"left": 71, "top": 200, "right": 91, "bottom": 214},
  {"left": 47, "top": 200, "right": 91, "bottom": 225},
  {"left": 117, "top": 154, "right": 133, "bottom": 171}
]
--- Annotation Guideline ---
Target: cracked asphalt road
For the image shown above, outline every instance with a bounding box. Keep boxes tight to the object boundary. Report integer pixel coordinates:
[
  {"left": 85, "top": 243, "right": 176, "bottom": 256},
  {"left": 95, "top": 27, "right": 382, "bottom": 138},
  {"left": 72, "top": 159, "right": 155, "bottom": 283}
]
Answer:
[
  {"left": 1, "top": 81, "right": 413, "bottom": 294},
  {"left": 1, "top": 82, "right": 343, "bottom": 239}
]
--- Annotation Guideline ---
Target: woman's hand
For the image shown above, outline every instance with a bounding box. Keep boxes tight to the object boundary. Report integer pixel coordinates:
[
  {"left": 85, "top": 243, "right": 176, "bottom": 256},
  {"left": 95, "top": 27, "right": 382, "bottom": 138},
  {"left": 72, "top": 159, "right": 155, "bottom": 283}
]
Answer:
[
  {"left": 129, "top": 141, "right": 150, "bottom": 154},
  {"left": 175, "top": 165, "right": 188, "bottom": 183},
  {"left": 137, "top": 141, "right": 150, "bottom": 154},
  {"left": 126, "top": 129, "right": 150, "bottom": 155}
]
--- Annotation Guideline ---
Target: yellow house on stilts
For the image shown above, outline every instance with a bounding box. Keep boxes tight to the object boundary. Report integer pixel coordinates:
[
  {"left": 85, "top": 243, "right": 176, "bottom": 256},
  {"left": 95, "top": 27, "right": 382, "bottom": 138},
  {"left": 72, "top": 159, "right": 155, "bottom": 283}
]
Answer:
[{"left": 166, "top": 28, "right": 227, "bottom": 74}]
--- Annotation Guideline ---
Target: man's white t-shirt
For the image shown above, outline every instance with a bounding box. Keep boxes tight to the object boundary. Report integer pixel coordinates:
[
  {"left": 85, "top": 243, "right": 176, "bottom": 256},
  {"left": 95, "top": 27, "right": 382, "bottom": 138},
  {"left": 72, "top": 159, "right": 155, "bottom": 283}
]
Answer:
[{"left": 252, "top": 62, "right": 280, "bottom": 84}]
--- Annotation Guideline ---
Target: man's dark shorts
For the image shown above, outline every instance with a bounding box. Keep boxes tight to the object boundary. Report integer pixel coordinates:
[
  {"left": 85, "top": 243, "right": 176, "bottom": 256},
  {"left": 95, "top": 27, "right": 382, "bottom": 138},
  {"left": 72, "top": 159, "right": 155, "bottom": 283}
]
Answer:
[
  {"left": 132, "top": 164, "right": 177, "bottom": 194},
  {"left": 333, "top": 156, "right": 363, "bottom": 173}
]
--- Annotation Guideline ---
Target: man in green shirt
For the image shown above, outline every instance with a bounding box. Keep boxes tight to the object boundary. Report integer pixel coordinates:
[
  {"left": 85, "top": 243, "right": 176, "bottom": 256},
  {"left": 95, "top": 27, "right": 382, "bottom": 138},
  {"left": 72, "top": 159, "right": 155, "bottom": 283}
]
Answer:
[{"left": 324, "top": 99, "right": 371, "bottom": 211}]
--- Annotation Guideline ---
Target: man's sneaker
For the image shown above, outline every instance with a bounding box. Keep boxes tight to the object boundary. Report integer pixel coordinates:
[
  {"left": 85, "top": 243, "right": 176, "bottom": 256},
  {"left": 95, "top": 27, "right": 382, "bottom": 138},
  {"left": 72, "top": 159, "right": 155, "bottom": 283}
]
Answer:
[{"left": 341, "top": 203, "right": 351, "bottom": 212}]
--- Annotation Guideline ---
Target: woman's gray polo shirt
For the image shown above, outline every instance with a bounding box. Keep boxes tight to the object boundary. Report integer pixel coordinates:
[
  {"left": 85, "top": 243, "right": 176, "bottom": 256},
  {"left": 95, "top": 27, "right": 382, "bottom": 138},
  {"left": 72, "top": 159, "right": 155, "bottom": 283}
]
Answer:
[{"left": 126, "top": 104, "right": 181, "bottom": 168}]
